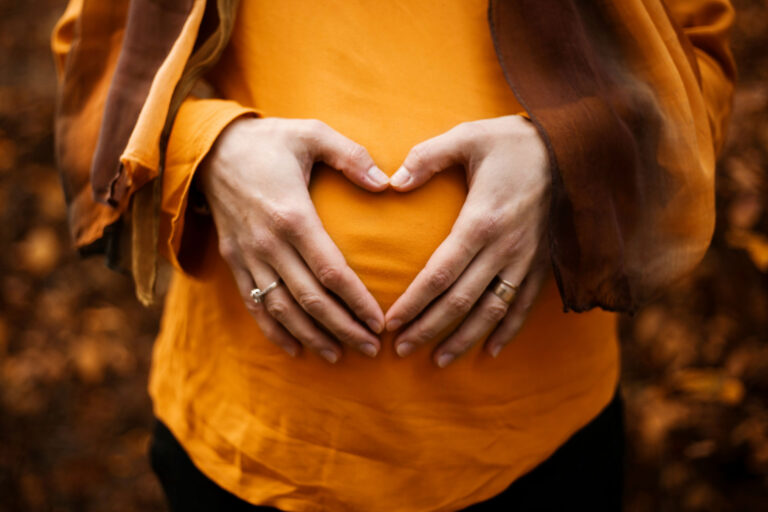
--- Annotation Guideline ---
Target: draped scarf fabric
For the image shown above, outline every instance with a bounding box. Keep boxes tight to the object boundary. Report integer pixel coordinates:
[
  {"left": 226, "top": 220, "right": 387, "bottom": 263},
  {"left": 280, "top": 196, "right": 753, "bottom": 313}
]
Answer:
[
  {"left": 54, "top": 0, "right": 732, "bottom": 311},
  {"left": 488, "top": 0, "right": 728, "bottom": 312},
  {"left": 54, "top": 0, "right": 239, "bottom": 304}
]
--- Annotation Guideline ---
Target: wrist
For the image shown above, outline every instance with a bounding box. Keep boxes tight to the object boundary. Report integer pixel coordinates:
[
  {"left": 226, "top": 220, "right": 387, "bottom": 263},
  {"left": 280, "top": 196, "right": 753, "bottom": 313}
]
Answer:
[
  {"left": 192, "top": 118, "right": 246, "bottom": 215},
  {"left": 195, "top": 116, "right": 254, "bottom": 209}
]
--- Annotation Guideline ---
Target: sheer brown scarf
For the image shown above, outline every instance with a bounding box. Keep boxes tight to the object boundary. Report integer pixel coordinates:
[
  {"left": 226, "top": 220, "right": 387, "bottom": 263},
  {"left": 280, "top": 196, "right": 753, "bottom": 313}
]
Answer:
[{"left": 54, "top": 0, "right": 733, "bottom": 312}]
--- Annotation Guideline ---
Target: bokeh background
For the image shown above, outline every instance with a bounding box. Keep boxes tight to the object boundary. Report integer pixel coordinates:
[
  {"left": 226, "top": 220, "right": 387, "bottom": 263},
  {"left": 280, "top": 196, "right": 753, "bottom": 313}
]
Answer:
[{"left": 0, "top": 1, "right": 766, "bottom": 511}]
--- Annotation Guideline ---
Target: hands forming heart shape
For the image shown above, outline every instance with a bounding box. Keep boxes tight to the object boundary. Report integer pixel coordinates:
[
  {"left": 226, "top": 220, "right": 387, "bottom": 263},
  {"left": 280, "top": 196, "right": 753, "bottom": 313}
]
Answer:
[{"left": 198, "top": 114, "right": 551, "bottom": 368}]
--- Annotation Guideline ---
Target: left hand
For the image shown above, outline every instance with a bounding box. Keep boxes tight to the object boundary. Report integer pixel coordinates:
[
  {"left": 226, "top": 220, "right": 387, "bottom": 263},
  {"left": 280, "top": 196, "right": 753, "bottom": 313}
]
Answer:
[{"left": 383, "top": 115, "right": 551, "bottom": 367}]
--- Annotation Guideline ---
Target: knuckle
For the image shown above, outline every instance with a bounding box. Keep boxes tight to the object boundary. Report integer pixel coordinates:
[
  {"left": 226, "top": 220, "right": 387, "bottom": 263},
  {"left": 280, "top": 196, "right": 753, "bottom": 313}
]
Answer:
[
  {"left": 296, "top": 291, "right": 324, "bottom": 315},
  {"left": 265, "top": 299, "right": 289, "bottom": 322},
  {"left": 426, "top": 267, "right": 454, "bottom": 293},
  {"left": 498, "top": 230, "right": 525, "bottom": 260},
  {"left": 414, "top": 324, "right": 438, "bottom": 343},
  {"left": 304, "top": 118, "right": 327, "bottom": 135},
  {"left": 482, "top": 302, "right": 509, "bottom": 323},
  {"left": 448, "top": 337, "right": 473, "bottom": 355},
  {"left": 451, "top": 121, "right": 473, "bottom": 139},
  {"left": 302, "top": 119, "right": 330, "bottom": 143},
  {"left": 463, "top": 120, "right": 490, "bottom": 143},
  {"left": 247, "top": 230, "right": 277, "bottom": 258},
  {"left": 452, "top": 121, "right": 485, "bottom": 154},
  {"left": 316, "top": 264, "right": 344, "bottom": 289},
  {"left": 498, "top": 239, "right": 521, "bottom": 261},
  {"left": 407, "top": 143, "right": 429, "bottom": 170},
  {"left": 304, "top": 336, "right": 328, "bottom": 352},
  {"left": 333, "top": 325, "right": 358, "bottom": 345},
  {"left": 445, "top": 292, "right": 474, "bottom": 315},
  {"left": 217, "top": 239, "right": 238, "bottom": 262},
  {"left": 244, "top": 299, "right": 262, "bottom": 315},
  {"left": 447, "top": 228, "right": 478, "bottom": 260},
  {"left": 472, "top": 211, "right": 502, "bottom": 242},
  {"left": 344, "top": 143, "right": 369, "bottom": 168},
  {"left": 344, "top": 293, "right": 368, "bottom": 315},
  {"left": 268, "top": 206, "right": 304, "bottom": 236},
  {"left": 398, "top": 303, "right": 422, "bottom": 322}
]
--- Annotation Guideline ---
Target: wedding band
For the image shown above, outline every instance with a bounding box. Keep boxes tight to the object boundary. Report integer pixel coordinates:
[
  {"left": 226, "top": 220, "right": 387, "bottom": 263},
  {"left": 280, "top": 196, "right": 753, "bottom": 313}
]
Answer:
[
  {"left": 489, "top": 276, "right": 519, "bottom": 304},
  {"left": 250, "top": 278, "right": 281, "bottom": 303}
]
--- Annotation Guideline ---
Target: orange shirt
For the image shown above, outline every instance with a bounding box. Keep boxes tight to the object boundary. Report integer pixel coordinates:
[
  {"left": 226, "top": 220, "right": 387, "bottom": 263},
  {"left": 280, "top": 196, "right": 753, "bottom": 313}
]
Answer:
[{"left": 150, "top": 1, "right": 619, "bottom": 511}]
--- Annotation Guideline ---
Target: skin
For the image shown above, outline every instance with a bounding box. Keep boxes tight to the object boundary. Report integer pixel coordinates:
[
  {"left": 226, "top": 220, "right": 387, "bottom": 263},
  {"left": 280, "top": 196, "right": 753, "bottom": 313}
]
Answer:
[
  {"left": 198, "top": 114, "right": 551, "bottom": 367},
  {"left": 197, "top": 117, "right": 389, "bottom": 364},
  {"left": 384, "top": 115, "right": 551, "bottom": 367}
]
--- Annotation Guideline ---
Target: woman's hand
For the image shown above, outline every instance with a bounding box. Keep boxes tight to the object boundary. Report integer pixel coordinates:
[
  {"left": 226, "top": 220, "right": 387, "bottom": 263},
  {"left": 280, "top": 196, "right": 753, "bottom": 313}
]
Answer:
[
  {"left": 383, "top": 115, "right": 551, "bottom": 367},
  {"left": 198, "top": 117, "right": 390, "bottom": 363}
]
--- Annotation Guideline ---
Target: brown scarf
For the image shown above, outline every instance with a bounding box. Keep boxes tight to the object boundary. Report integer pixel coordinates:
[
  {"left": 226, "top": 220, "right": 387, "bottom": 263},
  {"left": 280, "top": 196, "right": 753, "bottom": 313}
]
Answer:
[{"left": 54, "top": 0, "right": 733, "bottom": 312}]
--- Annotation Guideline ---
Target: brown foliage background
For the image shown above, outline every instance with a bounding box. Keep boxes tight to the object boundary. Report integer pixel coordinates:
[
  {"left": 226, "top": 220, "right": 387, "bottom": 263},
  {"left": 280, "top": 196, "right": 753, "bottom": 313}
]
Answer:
[{"left": 0, "top": 1, "right": 766, "bottom": 510}]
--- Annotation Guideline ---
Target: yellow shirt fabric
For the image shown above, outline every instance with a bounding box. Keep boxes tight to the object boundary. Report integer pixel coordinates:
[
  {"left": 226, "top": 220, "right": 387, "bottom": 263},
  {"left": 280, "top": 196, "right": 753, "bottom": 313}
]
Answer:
[{"left": 150, "top": 1, "right": 619, "bottom": 511}]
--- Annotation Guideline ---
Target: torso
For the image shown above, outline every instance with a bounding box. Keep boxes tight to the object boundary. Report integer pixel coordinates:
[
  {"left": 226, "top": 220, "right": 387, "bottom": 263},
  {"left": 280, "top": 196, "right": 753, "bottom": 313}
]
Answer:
[{"left": 150, "top": 2, "right": 620, "bottom": 510}]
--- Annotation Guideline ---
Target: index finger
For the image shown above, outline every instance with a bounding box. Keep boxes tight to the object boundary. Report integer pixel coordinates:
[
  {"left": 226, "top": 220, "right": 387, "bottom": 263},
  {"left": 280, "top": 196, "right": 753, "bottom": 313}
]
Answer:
[
  {"left": 384, "top": 214, "right": 483, "bottom": 331},
  {"left": 282, "top": 205, "right": 385, "bottom": 334}
]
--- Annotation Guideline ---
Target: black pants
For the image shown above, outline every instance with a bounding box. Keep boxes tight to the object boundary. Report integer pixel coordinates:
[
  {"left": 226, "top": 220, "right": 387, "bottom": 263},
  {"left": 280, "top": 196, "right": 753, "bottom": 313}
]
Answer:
[{"left": 149, "top": 389, "right": 625, "bottom": 511}]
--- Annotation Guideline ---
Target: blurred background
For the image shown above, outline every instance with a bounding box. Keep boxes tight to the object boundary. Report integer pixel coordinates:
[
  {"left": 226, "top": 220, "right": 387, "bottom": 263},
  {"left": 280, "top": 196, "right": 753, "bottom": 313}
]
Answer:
[{"left": 0, "top": 1, "right": 766, "bottom": 511}]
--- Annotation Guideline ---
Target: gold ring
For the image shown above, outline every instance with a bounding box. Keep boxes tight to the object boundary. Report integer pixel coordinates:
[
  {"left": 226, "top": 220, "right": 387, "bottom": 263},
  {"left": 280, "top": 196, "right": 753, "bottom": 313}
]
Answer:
[{"left": 489, "top": 276, "right": 519, "bottom": 304}]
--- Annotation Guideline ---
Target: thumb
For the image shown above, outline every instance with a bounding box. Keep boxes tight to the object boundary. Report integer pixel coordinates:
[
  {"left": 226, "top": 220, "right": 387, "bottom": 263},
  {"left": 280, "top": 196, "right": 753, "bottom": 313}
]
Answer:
[
  {"left": 390, "top": 125, "right": 470, "bottom": 192},
  {"left": 309, "top": 121, "right": 389, "bottom": 192}
]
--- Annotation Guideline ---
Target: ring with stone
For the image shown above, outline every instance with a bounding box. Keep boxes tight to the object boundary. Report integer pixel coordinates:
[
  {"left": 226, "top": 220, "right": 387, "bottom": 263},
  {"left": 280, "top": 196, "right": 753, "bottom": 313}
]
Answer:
[{"left": 250, "top": 278, "right": 281, "bottom": 303}]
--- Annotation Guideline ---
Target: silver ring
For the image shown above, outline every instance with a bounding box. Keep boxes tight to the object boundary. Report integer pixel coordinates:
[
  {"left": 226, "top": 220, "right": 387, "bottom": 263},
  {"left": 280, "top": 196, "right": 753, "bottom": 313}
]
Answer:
[{"left": 250, "top": 278, "right": 281, "bottom": 303}]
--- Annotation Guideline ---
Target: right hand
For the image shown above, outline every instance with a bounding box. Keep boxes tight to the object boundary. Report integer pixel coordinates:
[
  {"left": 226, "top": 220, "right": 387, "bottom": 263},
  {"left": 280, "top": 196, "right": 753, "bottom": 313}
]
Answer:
[{"left": 197, "top": 117, "right": 390, "bottom": 363}]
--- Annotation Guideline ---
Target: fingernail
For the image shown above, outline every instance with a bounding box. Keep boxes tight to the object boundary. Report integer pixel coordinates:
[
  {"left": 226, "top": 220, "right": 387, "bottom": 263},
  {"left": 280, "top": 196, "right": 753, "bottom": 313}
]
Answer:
[
  {"left": 367, "top": 317, "right": 383, "bottom": 334},
  {"left": 386, "top": 319, "right": 402, "bottom": 331},
  {"left": 285, "top": 346, "right": 298, "bottom": 357},
  {"left": 321, "top": 349, "right": 338, "bottom": 363},
  {"left": 396, "top": 342, "right": 414, "bottom": 357},
  {"left": 367, "top": 165, "right": 389, "bottom": 186},
  {"left": 360, "top": 343, "right": 379, "bottom": 358},
  {"left": 389, "top": 167, "right": 412, "bottom": 188},
  {"left": 436, "top": 353, "right": 454, "bottom": 368},
  {"left": 490, "top": 345, "right": 502, "bottom": 358}
]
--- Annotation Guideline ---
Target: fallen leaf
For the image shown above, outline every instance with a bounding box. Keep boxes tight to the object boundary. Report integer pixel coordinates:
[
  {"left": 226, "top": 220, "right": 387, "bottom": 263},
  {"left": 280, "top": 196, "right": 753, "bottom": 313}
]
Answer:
[
  {"left": 671, "top": 368, "right": 746, "bottom": 405},
  {"left": 726, "top": 229, "right": 768, "bottom": 272},
  {"left": 15, "top": 226, "right": 61, "bottom": 276}
]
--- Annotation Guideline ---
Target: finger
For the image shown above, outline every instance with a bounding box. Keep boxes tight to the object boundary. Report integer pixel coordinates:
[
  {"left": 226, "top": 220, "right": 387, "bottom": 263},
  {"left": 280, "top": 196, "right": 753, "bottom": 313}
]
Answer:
[
  {"left": 432, "top": 265, "right": 529, "bottom": 368},
  {"left": 307, "top": 120, "right": 389, "bottom": 191},
  {"left": 384, "top": 215, "right": 483, "bottom": 331},
  {"left": 389, "top": 123, "right": 472, "bottom": 191},
  {"left": 264, "top": 241, "right": 381, "bottom": 357},
  {"left": 484, "top": 257, "right": 549, "bottom": 358},
  {"left": 228, "top": 261, "right": 302, "bottom": 357},
  {"left": 393, "top": 245, "right": 501, "bottom": 357},
  {"left": 275, "top": 205, "right": 385, "bottom": 334},
  {"left": 245, "top": 257, "right": 344, "bottom": 364}
]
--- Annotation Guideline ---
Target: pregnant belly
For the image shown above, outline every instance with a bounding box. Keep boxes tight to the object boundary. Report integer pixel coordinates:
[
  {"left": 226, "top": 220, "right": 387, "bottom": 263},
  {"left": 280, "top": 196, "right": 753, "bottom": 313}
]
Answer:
[{"left": 309, "top": 163, "right": 468, "bottom": 310}]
